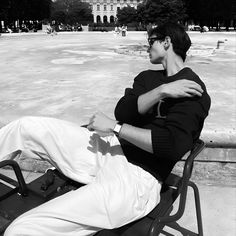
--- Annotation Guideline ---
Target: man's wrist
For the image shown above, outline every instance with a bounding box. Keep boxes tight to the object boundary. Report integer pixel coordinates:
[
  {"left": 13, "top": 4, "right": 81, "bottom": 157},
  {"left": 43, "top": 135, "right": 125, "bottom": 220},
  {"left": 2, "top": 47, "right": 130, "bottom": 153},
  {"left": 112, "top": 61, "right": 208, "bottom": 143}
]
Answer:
[
  {"left": 156, "top": 85, "right": 166, "bottom": 100},
  {"left": 112, "top": 121, "right": 123, "bottom": 136}
]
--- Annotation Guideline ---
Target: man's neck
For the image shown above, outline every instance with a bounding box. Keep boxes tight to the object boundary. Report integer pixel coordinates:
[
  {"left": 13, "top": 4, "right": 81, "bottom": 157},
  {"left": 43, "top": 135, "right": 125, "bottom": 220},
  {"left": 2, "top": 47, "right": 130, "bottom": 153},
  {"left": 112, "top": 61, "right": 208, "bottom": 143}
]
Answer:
[{"left": 162, "top": 54, "right": 184, "bottom": 77}]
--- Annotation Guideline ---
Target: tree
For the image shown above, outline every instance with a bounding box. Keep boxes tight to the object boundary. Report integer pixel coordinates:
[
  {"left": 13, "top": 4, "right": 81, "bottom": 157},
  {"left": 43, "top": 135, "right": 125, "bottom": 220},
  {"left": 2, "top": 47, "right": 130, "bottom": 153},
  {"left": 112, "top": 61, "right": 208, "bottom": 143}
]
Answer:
[
  {"left": 51, "top": 0, "right": 93, "bottom": 25},
  {"left": 0, "top": 0, "right": 9, "bottom": 31},
  {"left": 26, "top": 0, "right": 51, "bottom": 21},
  {"left": 0, "top": 0, "right": 9, "bottom": 29},
  {"left": 184, "top": 0, "right": 234, "bottom": 29},
  {"left": 0, "top": 0, "right": 51, "bottom": 30},
  {"left": 137, "top": 0, "right": 187, "bottom": 25},
  {"left": 117, "top": 5, "right": 137, "bottom": 25},
  {"left": 0, "top": 0, "right": 9, "bottom": 19},
  {"left": 0, "top": 0, "right": 28, "bottom": 29}
]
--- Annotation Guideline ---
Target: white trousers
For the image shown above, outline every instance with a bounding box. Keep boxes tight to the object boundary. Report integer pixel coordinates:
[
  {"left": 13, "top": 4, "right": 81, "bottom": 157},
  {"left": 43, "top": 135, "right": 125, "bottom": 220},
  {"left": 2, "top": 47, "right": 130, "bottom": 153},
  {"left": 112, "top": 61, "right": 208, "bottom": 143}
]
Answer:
[{"left": 0, "top": 116, "right": 161, "bottom": 236}]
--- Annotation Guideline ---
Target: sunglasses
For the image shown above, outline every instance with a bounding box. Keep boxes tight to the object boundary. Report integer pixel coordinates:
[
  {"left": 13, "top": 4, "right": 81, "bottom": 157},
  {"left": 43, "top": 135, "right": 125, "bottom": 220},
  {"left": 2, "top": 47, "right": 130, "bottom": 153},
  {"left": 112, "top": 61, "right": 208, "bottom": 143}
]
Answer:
[{"left": 148, "top": 37, "right": 162, "bottom": 47}]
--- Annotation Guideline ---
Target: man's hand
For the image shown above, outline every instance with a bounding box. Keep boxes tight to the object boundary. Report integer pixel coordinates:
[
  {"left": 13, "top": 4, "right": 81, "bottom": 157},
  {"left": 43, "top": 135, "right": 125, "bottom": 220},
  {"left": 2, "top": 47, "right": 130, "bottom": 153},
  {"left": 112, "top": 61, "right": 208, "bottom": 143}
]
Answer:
[
  {"left": 160, "top": 79, "right": 203, "bottom": 99},
  {"left": 138, "top": 79, "right": 203, "bottom": 115},
  {"left": 87, "top": 111, "right": 117, "bottom": 134}
]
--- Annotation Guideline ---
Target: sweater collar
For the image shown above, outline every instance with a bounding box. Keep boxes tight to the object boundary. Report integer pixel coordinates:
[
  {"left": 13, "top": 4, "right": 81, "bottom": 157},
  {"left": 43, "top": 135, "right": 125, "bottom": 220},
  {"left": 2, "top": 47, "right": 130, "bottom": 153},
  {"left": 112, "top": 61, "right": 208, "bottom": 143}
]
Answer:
[{"left": 160, "top": 67, "right": 192, "bottom": 82}]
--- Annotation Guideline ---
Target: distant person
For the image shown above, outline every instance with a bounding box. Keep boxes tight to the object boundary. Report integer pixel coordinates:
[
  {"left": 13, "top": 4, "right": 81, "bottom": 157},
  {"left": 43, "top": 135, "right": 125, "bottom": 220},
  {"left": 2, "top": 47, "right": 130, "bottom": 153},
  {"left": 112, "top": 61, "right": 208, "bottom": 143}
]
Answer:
[
  {"left": 46, "top": 24, "right": 52, "bottom": 34},
  {"left": 59, "top": 24, "right": 64, "bottom": 31},
  {"left": 114, "top": 26, "right": 119, "bottom": 34},
  {"left": 51, "top": 25, "right": 57, "bottom": 35},
  {"left": 121, "top": 25, "right": 127, "bottom": 36},
  {"left": 1, "top": 22, "right": 210, "bottom": 236},
  {"left": 46, "top": 24, "right": 57, "bottom": 36},
  {"left": 146, "top": 22, "right": 152, "bottom": 32},
  {"left": 7, "top": 26, "right": 12, "bottom": 34}
]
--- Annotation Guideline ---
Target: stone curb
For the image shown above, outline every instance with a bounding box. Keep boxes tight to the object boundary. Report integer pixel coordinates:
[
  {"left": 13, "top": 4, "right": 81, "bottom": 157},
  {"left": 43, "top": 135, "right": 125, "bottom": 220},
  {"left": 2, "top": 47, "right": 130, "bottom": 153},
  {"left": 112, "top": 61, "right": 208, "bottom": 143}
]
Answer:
[{"left": 201, "top": 130, "right": 236, "bottom": 148}]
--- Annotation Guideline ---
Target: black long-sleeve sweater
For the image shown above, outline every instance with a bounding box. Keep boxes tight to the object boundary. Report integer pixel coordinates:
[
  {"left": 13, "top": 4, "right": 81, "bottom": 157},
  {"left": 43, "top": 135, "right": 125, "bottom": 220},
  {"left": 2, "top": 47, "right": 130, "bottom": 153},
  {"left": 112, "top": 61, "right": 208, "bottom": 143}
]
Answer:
[{"left": 114, "top": 67, "right": 211, "bottom": 181}]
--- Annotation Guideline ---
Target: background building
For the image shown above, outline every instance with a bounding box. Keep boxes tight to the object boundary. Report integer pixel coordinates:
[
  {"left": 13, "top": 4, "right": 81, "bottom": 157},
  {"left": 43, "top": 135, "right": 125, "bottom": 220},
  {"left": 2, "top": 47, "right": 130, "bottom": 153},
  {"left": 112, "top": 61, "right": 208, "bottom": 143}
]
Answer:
[{"left": 81, "top": 0, "right": 143, "bottom": 23}]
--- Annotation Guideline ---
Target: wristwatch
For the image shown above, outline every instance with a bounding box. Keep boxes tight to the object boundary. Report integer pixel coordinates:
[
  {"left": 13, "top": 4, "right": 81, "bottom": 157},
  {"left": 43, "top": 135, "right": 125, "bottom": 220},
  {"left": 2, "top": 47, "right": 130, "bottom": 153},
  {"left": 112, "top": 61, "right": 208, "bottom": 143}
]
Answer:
[{"left": 113, "top": 122, "right": 123, "bottom": 136}]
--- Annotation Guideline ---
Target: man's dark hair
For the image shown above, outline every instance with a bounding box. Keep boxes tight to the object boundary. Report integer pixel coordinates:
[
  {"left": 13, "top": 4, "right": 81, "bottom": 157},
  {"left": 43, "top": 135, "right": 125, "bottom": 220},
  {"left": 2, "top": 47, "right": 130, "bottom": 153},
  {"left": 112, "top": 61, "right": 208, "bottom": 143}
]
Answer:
[{"left": 148, "top": 22, "right": 191, "bottom": 62}]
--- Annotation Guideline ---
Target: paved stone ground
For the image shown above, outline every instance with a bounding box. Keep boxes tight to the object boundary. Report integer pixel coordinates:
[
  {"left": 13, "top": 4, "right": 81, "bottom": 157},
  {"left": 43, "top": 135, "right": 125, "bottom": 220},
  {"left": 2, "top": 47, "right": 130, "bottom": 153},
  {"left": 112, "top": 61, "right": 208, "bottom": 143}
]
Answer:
[{"left": 0, "top": 31, "right": 236, "bottom": 235}]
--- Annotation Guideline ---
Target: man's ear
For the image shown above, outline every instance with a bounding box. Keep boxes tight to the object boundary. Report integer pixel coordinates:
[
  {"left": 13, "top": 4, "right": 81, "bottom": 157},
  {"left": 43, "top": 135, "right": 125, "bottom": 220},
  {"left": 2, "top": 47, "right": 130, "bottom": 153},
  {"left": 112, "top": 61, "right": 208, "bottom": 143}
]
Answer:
[{"left": 164, "top": 36, "right": 171, "bottom": 50}]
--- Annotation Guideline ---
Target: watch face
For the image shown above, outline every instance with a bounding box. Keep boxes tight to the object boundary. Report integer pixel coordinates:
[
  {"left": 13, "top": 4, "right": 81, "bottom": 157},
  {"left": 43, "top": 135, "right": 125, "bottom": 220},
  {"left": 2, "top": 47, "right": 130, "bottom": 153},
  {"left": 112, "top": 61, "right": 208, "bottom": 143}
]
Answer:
[{"left": 114, "top": 123, "right": 122, "bottom": 134}]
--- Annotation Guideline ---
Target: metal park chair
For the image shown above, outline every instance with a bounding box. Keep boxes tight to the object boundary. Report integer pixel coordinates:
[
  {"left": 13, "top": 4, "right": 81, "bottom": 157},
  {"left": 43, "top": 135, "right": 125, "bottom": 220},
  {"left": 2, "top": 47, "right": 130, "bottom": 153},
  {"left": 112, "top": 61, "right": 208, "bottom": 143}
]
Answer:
[
  {"left": 96, "top": 139, "right": 205, "bottom": 236},
  {"left": 0, "top": 140, "right": 205, "bottom": 236}
]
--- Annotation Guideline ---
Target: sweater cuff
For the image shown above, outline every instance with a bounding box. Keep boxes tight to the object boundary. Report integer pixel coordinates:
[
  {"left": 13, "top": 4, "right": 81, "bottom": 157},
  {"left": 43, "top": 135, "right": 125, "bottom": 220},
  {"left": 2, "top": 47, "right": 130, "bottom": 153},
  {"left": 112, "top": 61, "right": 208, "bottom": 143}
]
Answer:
[
  {"left": 115, "top": 96, "right": 141, "bottom": 124},
  {"left": 151, "top": 127, "right": 173, "bottom": 157}
]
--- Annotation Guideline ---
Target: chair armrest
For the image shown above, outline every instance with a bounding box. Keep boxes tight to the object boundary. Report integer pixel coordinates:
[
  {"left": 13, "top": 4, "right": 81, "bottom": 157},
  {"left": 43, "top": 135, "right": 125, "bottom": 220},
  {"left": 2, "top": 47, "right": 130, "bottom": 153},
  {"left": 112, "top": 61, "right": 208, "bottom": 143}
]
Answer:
[{"left": 0, "top": 160, "right": 28, "bottom": 196}]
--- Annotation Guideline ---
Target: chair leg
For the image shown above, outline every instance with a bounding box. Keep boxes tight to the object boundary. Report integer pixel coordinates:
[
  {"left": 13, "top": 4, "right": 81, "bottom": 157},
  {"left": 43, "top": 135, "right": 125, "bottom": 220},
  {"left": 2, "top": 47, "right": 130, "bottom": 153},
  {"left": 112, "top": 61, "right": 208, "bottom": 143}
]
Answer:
[{"left": 188, "top": 181, "right": 204, "bottom": 236}]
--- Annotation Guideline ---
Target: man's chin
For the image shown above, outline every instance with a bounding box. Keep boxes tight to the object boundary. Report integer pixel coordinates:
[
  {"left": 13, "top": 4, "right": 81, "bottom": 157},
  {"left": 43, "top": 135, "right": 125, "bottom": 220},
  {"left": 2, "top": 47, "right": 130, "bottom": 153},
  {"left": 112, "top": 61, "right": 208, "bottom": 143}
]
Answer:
[{"left": 150, "top": 59, "right": 162, "bottom": 65}]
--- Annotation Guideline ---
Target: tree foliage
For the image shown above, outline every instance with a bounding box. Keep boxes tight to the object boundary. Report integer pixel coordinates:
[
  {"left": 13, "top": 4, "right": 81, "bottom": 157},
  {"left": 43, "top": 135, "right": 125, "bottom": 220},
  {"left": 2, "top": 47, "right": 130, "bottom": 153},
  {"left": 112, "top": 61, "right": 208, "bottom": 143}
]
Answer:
[
  {"left": 0, "top": 0, "right": 93, "bottom": 29},
  {"left": 137, "top": 0, "right": 187, "bottom": 25},
  {"left": 0, "top": 0, "right": 51, "bottom": 24},
  {"left": 117, "top": 5, "right": 137, "bottom": 24},
  {"left": 51, "top": 0, "right": 93, "bottom": 25},
  {"left": 0, "top": 0, "right": 9, "bottom": 21},
  {"left": 184, "top": 0, "right": 234, "bottom": 29},
  {"left": 0, "top": 0, "right": 235, "bottom": 30},
  {"left": 116, "top": 0, "right": 187, "bottom": 26},
  {"left": 0, "top": 0, "right": 51, "bottom": 31}
]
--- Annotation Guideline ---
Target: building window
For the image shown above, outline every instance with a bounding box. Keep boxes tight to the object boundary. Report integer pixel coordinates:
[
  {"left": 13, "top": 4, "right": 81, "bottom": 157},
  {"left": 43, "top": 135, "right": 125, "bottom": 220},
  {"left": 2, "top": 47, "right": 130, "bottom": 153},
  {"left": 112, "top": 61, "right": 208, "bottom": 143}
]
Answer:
[
  {"left": 97, "top": 15, "right": 101, "bottom": 22},
  {"left": 110, "top": 15, "right": 115, "bottom": 23},
  {"left": 111, "top": 5, "right": 113, "bottom": 10},
  {"left": 97, "top": 4, "right": 100, "bottom": 11},
  {"left": 104, "top": 5, "right": 107, "bottom": 10},
  {"left": 103, "top": 15, "right": 108, "bottom": 23}
]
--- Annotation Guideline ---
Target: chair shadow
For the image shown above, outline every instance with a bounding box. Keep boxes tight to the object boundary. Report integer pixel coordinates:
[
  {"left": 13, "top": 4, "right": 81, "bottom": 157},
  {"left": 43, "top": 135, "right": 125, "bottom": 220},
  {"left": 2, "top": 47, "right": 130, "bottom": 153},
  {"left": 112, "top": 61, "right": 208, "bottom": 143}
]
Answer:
[{"left": 161, "top": 221, "right": 199, "bottom": 236}]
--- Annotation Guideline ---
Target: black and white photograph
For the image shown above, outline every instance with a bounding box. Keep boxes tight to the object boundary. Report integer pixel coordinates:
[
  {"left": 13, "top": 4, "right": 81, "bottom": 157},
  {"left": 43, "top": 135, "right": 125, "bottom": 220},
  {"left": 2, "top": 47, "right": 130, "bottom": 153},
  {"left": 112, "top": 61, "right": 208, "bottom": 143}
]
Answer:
[{"left": 0, "top": 0, "right": 235, "bottom": 235}]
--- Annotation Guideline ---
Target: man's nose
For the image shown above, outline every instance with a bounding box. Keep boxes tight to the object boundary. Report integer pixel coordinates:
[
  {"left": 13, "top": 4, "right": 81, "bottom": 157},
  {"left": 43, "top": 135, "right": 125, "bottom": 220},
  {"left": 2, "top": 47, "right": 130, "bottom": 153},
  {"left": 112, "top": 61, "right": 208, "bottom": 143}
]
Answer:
[{"left": 147, "top": 46, "right": 150, "bottom": 53}]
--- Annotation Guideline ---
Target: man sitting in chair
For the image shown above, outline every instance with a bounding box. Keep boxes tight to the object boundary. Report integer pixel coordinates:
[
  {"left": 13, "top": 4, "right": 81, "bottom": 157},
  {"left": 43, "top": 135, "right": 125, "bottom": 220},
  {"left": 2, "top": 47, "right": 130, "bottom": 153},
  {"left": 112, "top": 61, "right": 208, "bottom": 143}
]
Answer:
[{"left": 0, "top": 22, "right": 210, "bottom": 236}]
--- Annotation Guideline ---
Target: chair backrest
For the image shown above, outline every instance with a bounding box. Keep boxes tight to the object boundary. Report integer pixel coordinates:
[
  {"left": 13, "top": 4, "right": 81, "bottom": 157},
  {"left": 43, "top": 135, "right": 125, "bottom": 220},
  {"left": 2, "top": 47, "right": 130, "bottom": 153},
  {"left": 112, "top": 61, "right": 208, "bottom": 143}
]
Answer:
[
  {"left": 152, "top": 139, "right": 205, "bottom": 223},
  {"left": 181, "top": 139, "right": 205, "bottom": 192},
  {"left": 146, "top": 139, "right": 205, "bottom": 236}
]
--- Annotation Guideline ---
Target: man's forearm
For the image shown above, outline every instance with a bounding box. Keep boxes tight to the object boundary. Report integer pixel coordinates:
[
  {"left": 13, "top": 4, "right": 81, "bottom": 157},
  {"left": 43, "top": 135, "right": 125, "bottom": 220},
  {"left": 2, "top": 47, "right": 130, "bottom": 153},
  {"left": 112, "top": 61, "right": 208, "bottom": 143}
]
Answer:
[
  {"left": 137, "top": 86, "right": 164, "bottom": 115},
  {"left": 119, "top": 123, "right": 153, "bottom": 154}
]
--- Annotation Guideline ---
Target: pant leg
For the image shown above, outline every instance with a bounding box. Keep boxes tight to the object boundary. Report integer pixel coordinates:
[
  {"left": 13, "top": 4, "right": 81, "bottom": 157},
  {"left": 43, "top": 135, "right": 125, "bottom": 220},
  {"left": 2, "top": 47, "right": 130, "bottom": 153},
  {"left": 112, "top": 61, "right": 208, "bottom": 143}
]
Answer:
[
  {"left": 4, "top": 149, "right": 161, "bottom": 236},
  {"left": 0, "top": 116, "right": 111, "bottom": 184}
]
